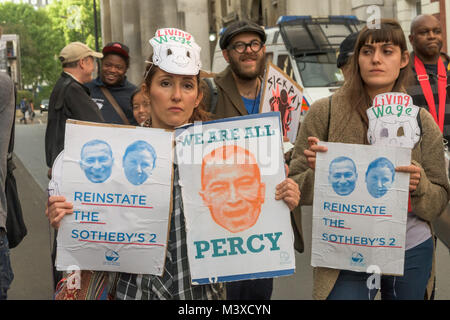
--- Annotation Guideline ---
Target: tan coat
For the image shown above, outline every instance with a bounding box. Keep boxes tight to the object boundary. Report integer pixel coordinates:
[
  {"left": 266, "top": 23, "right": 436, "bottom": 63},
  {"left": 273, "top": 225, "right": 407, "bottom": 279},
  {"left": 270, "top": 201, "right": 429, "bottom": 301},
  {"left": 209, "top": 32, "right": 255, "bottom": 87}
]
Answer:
[
  {"left": 288, "top": 88, "right": 450, "bottom": 300},
  {"left": 203, "top": 66, "right": 263, "bottom": 119}
]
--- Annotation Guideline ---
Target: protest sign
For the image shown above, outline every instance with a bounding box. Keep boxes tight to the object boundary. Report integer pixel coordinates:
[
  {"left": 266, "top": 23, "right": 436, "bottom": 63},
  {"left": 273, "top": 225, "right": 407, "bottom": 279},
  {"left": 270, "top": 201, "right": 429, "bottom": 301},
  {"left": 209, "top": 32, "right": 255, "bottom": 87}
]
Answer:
[
  {"left": 311, "top": 142, "right": 411, "bottom": 275},
  {"left": 55, "top": 120, "right": 174, "bottom": 275},
  {"left": 175, "top": 113, "right": 295, "bottom": 284},
  {"left": 260, "top": 61, "right": 304, "bottom": 143},
  {"left": 367, "top": 92, "right": 421, "bottom": 149}
]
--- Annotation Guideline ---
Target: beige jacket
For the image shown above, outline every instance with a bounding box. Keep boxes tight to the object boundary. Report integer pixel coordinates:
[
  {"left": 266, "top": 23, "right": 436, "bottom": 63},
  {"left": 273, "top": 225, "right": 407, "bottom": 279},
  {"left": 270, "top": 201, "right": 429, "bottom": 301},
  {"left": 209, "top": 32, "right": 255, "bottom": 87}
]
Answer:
[{"left": 288, "top": 88, "right": 450, "bottom": 300}]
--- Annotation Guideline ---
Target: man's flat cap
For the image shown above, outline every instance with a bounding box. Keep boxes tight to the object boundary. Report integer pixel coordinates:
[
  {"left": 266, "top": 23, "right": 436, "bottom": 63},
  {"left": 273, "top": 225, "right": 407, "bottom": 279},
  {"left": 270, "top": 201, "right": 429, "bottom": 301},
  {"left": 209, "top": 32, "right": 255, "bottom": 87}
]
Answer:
[
  {"left": 337, "top": 32, "right": 359, "bottom": 69},
  {"left": 219, "top": 20, "right": 266, "bottom": 50}
]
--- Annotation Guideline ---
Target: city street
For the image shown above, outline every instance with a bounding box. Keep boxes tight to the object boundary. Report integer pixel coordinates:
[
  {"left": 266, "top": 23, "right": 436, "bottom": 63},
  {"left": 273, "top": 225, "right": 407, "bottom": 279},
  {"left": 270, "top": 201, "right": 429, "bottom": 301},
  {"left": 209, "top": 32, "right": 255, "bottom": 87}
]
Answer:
[{"left": 7, "top": 111, "right": 450, "bottom": 300}]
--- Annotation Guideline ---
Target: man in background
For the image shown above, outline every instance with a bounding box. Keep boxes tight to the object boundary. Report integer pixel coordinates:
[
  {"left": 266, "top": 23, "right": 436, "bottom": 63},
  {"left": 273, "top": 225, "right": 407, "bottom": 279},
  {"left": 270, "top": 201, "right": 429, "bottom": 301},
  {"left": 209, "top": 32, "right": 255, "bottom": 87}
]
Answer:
[
  {"left": 86, "top": 42, "right": 136, "bottom": 125},
  {"left": 45, "top": 41, "right": 104, "bottom": 288}
]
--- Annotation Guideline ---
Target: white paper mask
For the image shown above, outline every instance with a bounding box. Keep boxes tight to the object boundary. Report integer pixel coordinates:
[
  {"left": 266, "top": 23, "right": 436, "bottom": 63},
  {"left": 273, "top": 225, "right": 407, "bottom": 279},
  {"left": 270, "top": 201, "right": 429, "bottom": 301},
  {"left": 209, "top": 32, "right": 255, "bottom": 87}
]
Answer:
[
  {"left": 367, "top": 93, "right": 421, "bottom": 149},
  {"left": 149, "top": 28, "right": 202, "bottom": 76}
]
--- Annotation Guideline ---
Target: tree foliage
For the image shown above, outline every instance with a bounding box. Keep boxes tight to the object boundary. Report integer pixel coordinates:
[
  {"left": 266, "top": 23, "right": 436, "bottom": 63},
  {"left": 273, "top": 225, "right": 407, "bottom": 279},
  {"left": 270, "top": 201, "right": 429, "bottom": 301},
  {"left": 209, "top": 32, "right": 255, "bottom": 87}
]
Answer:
[
  {"left": 46, "top": 0, "right": 101, "bottom": 50},
  {"left": 0, "top": 0, "right": 101, "bottom": 97},
  {"left": 0, "top": 2, "right": 60, "bottom": 93}
]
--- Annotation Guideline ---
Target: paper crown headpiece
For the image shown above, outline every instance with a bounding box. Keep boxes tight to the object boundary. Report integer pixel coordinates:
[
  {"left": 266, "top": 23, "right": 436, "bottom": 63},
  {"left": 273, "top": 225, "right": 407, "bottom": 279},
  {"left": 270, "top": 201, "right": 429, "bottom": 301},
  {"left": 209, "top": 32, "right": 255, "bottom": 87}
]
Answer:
[{"left": 149, "top": 28, "right": 202, "bottom": 76}]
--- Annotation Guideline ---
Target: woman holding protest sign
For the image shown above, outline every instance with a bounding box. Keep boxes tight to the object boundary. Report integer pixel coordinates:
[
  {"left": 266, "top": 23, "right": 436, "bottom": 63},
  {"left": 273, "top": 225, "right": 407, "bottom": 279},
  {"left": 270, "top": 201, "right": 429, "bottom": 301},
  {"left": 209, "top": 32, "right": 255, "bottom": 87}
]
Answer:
[
  {"left": 289, "top": 19, "right": 450, "bottom": 300},
  {"left": 46, "top": 27, "right": 300, "bottom": 300}
]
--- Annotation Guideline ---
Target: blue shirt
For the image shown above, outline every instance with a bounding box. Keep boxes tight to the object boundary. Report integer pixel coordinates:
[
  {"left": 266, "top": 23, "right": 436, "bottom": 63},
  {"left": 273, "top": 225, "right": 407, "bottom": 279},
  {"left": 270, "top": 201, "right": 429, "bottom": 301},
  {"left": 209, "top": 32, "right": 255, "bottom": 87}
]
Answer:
[{"left": 241, "top": 90, "right": 261, "bottom": 115}]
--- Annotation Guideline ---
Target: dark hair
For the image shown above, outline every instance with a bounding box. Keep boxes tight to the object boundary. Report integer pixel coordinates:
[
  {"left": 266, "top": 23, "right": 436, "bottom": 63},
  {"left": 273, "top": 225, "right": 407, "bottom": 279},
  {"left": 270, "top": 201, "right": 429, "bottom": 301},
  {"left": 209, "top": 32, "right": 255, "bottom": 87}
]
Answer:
[
  {"left": 130, "top": 87, "right": 143, "bottom": 107},
  {"left": 142, "top": 55, "right": 211, "bottom": 124},
  {"left": 343, "top": 19, "right": 410, "bottom": 127}
]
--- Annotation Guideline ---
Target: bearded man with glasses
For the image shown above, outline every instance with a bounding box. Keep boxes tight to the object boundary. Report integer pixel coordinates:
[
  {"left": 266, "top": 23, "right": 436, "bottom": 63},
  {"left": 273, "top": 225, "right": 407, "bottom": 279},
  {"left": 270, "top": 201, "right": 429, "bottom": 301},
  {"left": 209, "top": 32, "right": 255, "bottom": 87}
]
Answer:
[
  {"left": 203, "top": 20, "right": 267, "bottom": 119},
  {"left": 201, "top": 20, "right": 274, "bottom": 300}
]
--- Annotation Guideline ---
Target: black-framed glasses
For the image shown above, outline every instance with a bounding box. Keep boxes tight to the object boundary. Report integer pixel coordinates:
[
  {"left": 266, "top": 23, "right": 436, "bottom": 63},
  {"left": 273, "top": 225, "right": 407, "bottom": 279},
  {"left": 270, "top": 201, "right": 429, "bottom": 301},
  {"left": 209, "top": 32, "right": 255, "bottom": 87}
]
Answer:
[{"left": 229, "top": 40, "right": 263, "bottom": 54}]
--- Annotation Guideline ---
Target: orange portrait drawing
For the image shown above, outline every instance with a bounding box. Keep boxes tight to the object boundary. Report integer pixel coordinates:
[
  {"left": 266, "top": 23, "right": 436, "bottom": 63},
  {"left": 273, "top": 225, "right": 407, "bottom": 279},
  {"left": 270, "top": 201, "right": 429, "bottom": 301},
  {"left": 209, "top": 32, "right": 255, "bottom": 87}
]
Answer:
[{"left": 199, "top": 145, "right": 266, "bottom": 233}]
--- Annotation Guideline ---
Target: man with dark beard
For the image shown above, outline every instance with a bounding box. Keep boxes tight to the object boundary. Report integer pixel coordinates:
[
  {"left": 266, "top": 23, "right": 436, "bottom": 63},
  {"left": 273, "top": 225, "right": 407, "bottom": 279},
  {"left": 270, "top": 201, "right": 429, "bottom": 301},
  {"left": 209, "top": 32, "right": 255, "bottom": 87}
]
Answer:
[
  {"left": 86, "top": 42, "right": 137, "bottom": 125},
  {"left": 204, "top": 20, "right": 266, "bottom": 119},
  {"left": 202, "top": 20, "right": 274, "bottom": 300}
]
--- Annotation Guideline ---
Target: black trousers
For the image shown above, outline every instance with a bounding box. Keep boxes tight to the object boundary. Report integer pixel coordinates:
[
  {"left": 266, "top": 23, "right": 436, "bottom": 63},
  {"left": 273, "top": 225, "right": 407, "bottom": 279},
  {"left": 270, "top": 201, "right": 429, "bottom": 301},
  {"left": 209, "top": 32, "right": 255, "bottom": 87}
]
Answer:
[{"left": 226, "top": 278, "right": 273, "bottom": 300}]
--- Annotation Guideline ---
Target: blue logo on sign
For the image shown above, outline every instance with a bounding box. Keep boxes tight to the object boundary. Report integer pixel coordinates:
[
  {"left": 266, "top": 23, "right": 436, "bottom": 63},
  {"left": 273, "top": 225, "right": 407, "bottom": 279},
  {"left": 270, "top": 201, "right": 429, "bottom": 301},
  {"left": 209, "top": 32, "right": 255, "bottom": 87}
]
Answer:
[
  {"left": 105, "top": 250, "right": 119, "bottom": 262},
  {"left": 350, "top": 252, "right": 365, "bottom": 267}
]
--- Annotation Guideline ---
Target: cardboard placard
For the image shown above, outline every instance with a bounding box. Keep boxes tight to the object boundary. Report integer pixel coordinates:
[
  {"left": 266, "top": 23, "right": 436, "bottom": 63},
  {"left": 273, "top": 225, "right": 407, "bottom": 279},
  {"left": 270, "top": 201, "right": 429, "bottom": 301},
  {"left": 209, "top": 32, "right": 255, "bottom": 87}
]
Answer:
[
  {"left": 54, "top": 120, "right": 174, "bottom": 275},
  {"left": 260, "top": 61, "right": 304, "bottom": 143},
  {"left": 311, "top": 142, "right": 410, "bottom": 275},
  {"left": 175, "top": 113, "right": 295, "bottom": 284}
]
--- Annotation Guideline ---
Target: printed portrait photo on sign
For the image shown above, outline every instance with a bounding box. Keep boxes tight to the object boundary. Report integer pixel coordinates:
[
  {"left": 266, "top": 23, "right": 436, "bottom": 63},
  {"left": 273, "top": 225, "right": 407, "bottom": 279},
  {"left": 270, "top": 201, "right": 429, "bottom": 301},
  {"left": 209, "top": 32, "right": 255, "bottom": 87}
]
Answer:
[
  {"left": 365, "top": 157, "right": 395, "bottom": 199},
  {"left": 199, "top": 145, "right": 266, "bottom": 233},
  {"left": 123, "top": 140, "right": 157, "bottom": 186},
  {"left": 328, "top": 156, "right": 358, "bottom": 196},
  {"left": 79, "top": 139, "right": 114, "bottom": 183},
  {"left": 58, "top": 121, "right": 174, "bottom": 274}
]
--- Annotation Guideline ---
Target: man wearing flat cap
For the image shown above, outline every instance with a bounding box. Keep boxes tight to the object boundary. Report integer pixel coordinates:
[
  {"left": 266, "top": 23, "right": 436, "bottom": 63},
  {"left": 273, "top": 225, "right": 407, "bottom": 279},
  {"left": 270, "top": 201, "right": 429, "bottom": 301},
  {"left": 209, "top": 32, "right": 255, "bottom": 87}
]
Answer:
[
  {"left": 204, "top": 20, "right": 267, "bottom": 119},
  {"left": 45, "top": 41, "right": 105, "bottom": 287},
  {"left": 86, "top": 42, "right": 137, "bottom": 125},
  {"left": 202, "top": 20, "right": 273, "bottom": 300},
  {"left": 337, "top": 32, "right": 359, "bottom": 80}
]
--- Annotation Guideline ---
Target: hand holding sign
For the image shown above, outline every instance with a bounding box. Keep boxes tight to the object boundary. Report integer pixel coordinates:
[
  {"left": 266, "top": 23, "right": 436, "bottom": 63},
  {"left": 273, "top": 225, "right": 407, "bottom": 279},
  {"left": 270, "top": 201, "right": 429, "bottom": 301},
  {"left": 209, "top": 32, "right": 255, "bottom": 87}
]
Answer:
[
  {"left": 395, "top": 164, "right": 421, "bottom": 192},
  {"left": 46, "top": 195, "right": 74, "bottom": 229},
  {"left": 304, "top": 137, "right": 328, "bottom": 170},
  {"left": 275, "top": 176, "right": 300, "bottom": 211}
]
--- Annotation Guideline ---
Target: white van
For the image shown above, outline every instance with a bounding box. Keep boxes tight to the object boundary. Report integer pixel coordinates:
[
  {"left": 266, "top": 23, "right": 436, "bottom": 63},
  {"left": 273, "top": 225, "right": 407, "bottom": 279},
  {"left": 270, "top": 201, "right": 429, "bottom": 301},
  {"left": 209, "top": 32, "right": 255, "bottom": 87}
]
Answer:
[{"left": 212, "top": 15, "right": 365, "bottom": 109}]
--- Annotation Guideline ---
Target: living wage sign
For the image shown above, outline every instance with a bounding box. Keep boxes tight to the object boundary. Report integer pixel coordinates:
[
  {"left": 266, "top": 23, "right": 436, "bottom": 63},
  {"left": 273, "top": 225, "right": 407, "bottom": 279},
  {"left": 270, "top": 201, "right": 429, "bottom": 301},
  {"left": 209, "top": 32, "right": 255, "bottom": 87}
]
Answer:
[
  {"left": 175, "top": 113, "right": 295, "bottom": 284},
  {"left": 55, "top": 120, "right": 174, "bottom": 274},
  {"left": 311, "top": 142, "right": 411, "bottom": 275}
]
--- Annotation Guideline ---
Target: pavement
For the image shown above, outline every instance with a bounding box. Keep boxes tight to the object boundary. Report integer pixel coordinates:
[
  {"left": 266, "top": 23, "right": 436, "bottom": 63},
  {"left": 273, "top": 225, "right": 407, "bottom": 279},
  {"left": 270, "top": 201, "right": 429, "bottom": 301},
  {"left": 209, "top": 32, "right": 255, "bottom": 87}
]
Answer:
[
  {"left": 7, "top": 154, "right": 54, "bottom": 299},
  {"left": 7, "top": 111, "right": 55, "bottom": 299},
  {"left": 6, "top": 111, "right": 450, "bottom": 300}
]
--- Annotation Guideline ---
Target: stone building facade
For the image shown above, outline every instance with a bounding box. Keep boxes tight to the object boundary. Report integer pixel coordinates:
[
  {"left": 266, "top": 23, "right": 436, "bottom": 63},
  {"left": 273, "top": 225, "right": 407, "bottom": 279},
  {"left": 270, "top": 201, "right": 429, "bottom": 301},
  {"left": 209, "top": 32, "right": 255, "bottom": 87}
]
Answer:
[
  {"left": 101, "top": 0, "right": 449, "bottom": 82},
  {"left": 100, "top": 0, "right": 209, "bottom": 85}
]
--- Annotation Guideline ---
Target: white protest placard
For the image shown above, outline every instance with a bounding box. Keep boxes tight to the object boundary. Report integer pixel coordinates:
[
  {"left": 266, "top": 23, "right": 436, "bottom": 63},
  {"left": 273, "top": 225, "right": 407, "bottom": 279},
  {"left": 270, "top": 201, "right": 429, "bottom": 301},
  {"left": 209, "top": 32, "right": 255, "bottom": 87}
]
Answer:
[
  {"left": 260, "top": 61, "right": 304, "bottom": 143},
  {"left": 175, "top": 113, "right": 295, "bottom": 284},
  {"left": 311, "top": 142, "right": 411, "bottom": 275},
  {"left": 55, "top": 120, "right": 174, "bottom": 275},
  {"left": 367, "top": 92, "right": 421, "bottom": 149}
]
